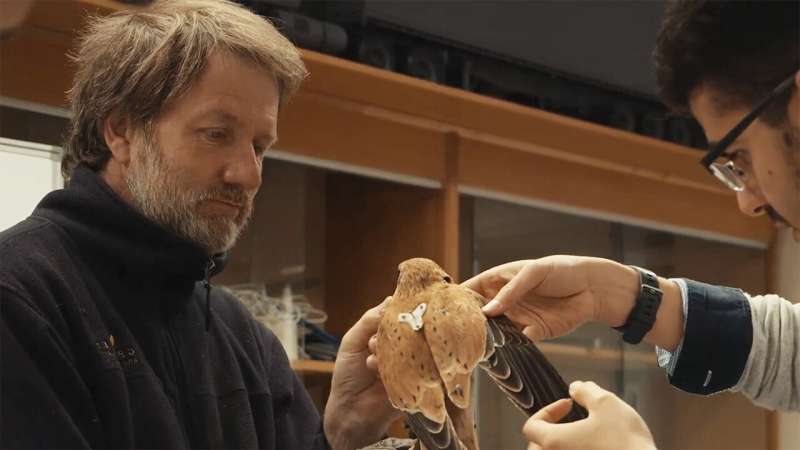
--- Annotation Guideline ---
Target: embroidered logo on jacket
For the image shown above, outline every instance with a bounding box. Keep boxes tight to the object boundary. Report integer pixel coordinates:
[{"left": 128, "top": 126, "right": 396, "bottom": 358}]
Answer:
[{"left": 95, "top": 334, "right": 141, "bottom": 370}]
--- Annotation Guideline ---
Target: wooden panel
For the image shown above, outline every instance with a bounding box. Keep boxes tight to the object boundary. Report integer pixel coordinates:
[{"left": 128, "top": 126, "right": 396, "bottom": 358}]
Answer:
[
  {"left": 441, "top": 133, "right": 460, "bottom": 278},
  {"left": 24, "top": 0, "right": 123, "bottom": 35},
  {"left": 0, "top": 26, "right": 73, "bottom": 107},
  {"left": 0, "top": 0, "right": 128, "bottom": 107},
  {"left": 0, "top": 0, "right": 772, "bottom": 245},
  {"left": 324, "top": 173, "right": 445, "bottom": 337},
  {"left": 278, "top": 92, "right": 446, "bottom": 182},
  {"left": 459, "top": 138, "right": 773, "bottom": 244},
  {"left": 291, "top": 359, "right": 334, "bottom": 374},
  {"left": 300, "top": 50, "right": 718, "bottom": 190}
]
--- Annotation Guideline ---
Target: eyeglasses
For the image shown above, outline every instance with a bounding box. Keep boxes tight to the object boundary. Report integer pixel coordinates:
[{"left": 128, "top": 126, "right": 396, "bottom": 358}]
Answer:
[{"left": 700, "top": 73, "right": 796, "bottom": 192}]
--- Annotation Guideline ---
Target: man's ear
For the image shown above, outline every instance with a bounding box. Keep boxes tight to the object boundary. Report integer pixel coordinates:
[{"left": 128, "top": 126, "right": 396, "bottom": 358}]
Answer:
[{"left": 102, "top": 112, "right": 134, "bottom": 166}]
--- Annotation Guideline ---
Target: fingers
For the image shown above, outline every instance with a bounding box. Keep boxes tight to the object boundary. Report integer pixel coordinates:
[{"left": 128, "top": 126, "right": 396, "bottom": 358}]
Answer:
[
  {"left": 462, "top": 260, "right": 526, "bottom": 297},
  {"left": 483, "top": 260, "right": 552, "bottom": 316},
  {"left": 529, "top": 398, "right": 573, "bottom": 423},
  {"left": 522, "top": 415, "right": 560, "bottom": 446},
  {"left": 340, "top": 297, "right": 391, "bottom": 353},
  {"left": 568, "top": 381, "right": 612, "bottom": 410},
  {"left": 522, "top": 399, "right": 580, "bottom": 448},
  {"left": 461, "top": 272, "right": 492, "bottom": 294},
  {"left": 368, "top": 334, "right": 377, "bottom": 354},
  {"left": 366, "top": 354, "right": 378, "bottom": 371}
]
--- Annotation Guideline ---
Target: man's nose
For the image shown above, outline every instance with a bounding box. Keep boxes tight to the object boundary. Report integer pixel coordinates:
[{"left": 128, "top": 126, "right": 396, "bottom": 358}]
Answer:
[
  {"left": 222, "top": 143, "right": 262, "bottom": 193},
  {"left": 736, "top": 187, "right": 768, "bottom": 217}
]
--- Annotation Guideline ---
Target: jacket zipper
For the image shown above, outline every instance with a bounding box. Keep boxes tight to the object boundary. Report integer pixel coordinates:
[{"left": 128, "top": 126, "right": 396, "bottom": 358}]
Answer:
[
  {"left": 165, "top": 259, "right": 215, "bottom": 446},
  {"left": 165, "top": 320, "right": 192, "bottom": 446},
  {"left": 204, "top": 259, "right": 215, "bottom": 331}
]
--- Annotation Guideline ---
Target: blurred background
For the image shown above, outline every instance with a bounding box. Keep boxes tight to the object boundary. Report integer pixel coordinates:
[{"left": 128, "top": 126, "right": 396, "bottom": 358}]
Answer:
[{"left": 1, "top": 1, "right": 798, "bottom": 449}]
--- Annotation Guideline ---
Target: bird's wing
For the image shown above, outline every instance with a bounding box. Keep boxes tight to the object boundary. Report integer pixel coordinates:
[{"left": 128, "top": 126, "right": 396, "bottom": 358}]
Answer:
[
  {"left": 406, "top": 411, "right": 465, "bottom": 450},
  {"left": 423, "top": 285, "right": 487, "bottom": 410},
  {"left": 464, "top": 288, "right": 588, "bottom": 422},
  {"left": 377, "top": 295, "right": 448, "bottom": 424}
]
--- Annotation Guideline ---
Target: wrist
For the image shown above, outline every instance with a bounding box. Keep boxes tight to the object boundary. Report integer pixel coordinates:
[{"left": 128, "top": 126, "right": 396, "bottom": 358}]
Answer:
[
  {"left": 590, "top": 259, "right": 639, "bottom": 327},
  {"left": 323, "top": 402, "right": 355, "bottom": 450},
  {"left": 643, "top": 277, "right": 683, "bottom": 351},
  {"left": 324, "top": 397, "right": 391, "bottom": 450}
]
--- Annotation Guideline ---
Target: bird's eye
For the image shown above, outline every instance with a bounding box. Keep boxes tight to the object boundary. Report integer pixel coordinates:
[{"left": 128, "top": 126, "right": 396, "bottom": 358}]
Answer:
[{"left": 442, "top": 275, "right": 452, "bottom": 283}]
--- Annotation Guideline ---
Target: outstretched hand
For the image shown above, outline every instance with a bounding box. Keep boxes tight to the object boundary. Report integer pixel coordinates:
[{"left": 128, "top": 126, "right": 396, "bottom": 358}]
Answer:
[{"left": 523, "top": 381, "right": 656, "bottom": 450}]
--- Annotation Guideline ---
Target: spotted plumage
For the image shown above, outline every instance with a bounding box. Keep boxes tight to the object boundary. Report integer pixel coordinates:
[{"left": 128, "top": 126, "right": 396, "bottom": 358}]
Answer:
[{"left": 376, "top": 258, "right": 586, "bottom": 450}]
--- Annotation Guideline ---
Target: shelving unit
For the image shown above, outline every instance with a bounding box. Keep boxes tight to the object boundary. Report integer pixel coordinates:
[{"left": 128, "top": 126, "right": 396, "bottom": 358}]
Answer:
[{"left": 291, "top": 359, "right": 335, "bottom": 375}]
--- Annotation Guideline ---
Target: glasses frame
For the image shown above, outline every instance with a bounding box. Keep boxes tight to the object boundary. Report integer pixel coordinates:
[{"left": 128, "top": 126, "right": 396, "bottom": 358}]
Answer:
[{"left": 700, "top": 72, "right": 797, "bottom": 191}]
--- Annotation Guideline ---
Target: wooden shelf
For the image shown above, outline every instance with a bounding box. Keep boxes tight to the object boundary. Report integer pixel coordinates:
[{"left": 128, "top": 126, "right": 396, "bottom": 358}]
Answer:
[
  {"left": 288, "top": 343, "right": 655, "bottom": 378},
  {"left": 0, "top": 0, "right": 772, "bottom": 246},
  {"left": 291, "top": 359, "right": 335, "bottom": 375},
  {"left": 538, "top": 342, "right": 658, "bottom": 371}
]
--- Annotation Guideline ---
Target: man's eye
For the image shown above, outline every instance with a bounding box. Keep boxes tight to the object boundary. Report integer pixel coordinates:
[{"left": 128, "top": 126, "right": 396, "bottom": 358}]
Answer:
[
  {"left": 727, "top": 149, "right": 749, "bottom": 163},
  {"left": 253, "top": 142, "right": 267, "bottom": 156},
  {"left": 204, "top": 128, "right": 229, "bottom": 141}
]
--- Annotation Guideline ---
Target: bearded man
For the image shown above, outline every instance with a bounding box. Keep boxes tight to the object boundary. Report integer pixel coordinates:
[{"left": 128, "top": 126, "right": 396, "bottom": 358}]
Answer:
[{"left": 0, "top": 1, "right": 399, "bottom": 448}]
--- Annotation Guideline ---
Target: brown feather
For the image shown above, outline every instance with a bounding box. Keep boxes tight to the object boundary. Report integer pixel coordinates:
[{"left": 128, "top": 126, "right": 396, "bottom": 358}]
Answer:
[{"left": 377, "top": 258, "right": 585, "bottom": 450}]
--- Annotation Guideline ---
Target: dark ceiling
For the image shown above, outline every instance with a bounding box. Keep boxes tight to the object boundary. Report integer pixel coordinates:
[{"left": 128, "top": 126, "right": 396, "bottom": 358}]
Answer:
[{"left": 363, "top": 0, "right": 667, "bottom": 99}]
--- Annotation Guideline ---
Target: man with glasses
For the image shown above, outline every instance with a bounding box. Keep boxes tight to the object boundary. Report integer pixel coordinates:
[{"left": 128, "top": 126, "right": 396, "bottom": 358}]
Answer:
[{"left": 463, "top": 1, "right": 799, "bottom": 449}]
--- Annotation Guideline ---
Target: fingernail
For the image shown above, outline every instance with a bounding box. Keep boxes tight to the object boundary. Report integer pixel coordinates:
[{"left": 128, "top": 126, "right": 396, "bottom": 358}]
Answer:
[
  {"left": 569, "top": 381, "right": 582, "bottom": 393},
  {"left": 483, "top": 300, "right": 499, "bottom": 314}
]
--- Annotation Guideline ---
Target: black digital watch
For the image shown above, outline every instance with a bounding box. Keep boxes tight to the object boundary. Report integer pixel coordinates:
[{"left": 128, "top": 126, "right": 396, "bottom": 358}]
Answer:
[{"left": 614, "top": 266, "right": 663, "bottom": 345}]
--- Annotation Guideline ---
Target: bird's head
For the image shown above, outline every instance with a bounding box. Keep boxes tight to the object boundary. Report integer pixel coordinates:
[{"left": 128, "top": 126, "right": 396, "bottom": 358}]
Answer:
[{"left": 395, "top": 258, "right": 453, "bottom": 296}]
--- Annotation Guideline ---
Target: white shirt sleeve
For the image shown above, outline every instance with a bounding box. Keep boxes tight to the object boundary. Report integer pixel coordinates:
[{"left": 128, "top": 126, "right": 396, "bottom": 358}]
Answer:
[{"left": 655, "top": 278, "right": 689, "bottom": 376}]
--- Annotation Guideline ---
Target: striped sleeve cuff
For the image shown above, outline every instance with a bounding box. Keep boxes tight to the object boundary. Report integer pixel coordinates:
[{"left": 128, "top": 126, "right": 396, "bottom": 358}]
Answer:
[{"left": 655, "top": 278, "right": 689, "bottom": 376}]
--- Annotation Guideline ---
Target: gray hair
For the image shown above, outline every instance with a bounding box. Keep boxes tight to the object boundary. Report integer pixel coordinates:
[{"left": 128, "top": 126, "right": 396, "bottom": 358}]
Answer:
[{"left": 63, "top": 0, "right": 307, "bottom": 180}]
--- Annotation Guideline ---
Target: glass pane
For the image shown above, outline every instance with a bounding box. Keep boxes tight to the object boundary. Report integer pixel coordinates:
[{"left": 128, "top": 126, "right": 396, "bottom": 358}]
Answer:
[
  {"left": 467, "top": 195, "right": 625, "bottom": 450},
  {"left": 0, "top": 106, "right": 69, "bottom": 147},
  {"left": 466, "top": 194, "right": 767, "bottom": 450},
  {"left": 619, "top": 225, "right": 765, "bottom": 450}
]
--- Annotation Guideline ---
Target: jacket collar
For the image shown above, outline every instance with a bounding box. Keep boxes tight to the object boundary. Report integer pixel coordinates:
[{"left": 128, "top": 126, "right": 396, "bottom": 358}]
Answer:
[{"left": 34, "top": 165, "right": 227, "bottom": 282}]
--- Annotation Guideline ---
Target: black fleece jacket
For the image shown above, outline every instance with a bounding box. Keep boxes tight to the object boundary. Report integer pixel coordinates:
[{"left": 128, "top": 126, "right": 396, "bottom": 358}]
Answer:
[{"left": 0, "top": 165, "right": 327, "bottom": 449}]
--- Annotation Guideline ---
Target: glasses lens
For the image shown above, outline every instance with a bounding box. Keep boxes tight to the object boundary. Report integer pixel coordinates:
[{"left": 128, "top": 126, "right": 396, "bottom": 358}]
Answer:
[{"left": 710, "top": 161, "right": 746, "bottom": 192}]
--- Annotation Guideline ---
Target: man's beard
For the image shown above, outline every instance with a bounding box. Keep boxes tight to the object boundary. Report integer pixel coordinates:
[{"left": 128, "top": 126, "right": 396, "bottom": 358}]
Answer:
[{"left": 124, "top": 135, "right": 254, "bottom": 255}]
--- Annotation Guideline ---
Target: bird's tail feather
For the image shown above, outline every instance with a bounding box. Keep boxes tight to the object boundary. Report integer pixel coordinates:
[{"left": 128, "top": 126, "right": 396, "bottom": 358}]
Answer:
[{"left": 407, "top": 412, "right": 466, "bottom": 450}]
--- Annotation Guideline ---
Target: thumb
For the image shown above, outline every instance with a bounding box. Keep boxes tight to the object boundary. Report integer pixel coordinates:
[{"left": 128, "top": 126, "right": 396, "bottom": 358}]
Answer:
[
  {"left": 522, "top": 398, "right": 574, "bottom": 444},
  {"left": 522, "top": 324, "right": 547, "bottom": 342},
  {"left": 339, "top": 297, "right": 390, "bottom": 354},
  {"left": 530, "top": 398, "right": 574, "bottom": 423},
  {"left": 522, "top": 417, "right": 560, "bottom": 445},
  {"left": 568, "top": 381, "right": 613, "bottom": 412}
]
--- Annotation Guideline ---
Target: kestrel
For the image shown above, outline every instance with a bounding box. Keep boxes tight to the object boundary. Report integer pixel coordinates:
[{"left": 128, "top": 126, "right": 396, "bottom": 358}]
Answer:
[{"left": 376, "top": 258, "right": 586, "bottom": 450}]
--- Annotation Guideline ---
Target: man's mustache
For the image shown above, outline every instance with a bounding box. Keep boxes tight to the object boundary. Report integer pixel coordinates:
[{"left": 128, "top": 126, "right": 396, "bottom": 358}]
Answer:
[{"left": 198, "top": 187, "right": 253, "bottom": 207}]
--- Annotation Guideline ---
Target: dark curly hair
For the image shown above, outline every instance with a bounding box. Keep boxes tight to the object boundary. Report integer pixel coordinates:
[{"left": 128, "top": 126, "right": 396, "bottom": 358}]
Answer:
[{"left": 654, "top": 0, "right": 798, "bottom": 126}]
